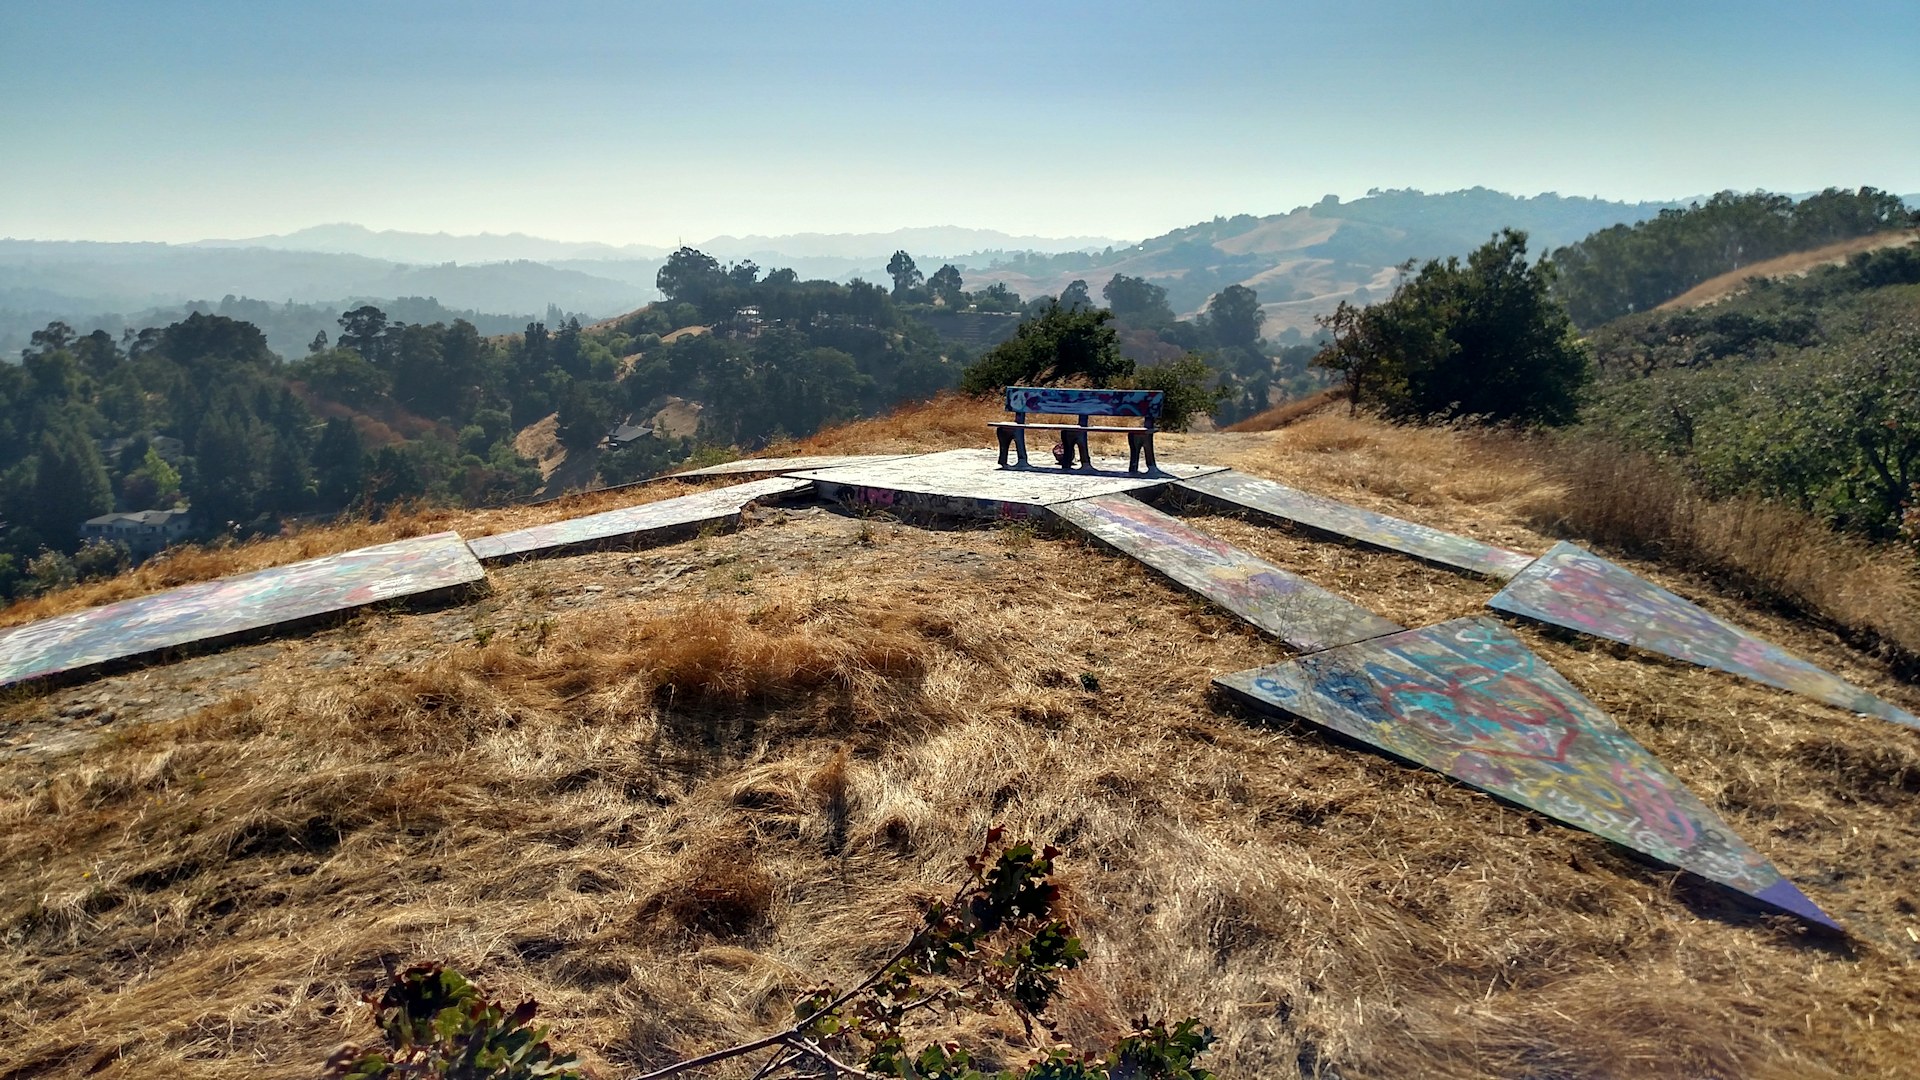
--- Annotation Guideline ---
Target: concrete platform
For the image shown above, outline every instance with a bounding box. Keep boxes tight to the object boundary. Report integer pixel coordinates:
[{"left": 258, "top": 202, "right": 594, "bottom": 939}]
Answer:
[
  {"left": 1490, "top": 542, "right": 1918, "bottom": 729},
  {"left": 1217, "top": 617, "right": 1840, "bottom": 930},
  {"left": 0, "top": 533, "right": 485, "bottom": 687},
  {"left": 1052, "top": 494, "right": 1402, "bottom": 652},
  {"left": 672, "top": 454, "right": 915, "bottom": 479},
  {"left": 793, "top": 447, "right": 1227, "bottom": 520},
  {"left": 468, "top": 477, "right": 813, "bottom": 563},
  {"left": 1176, "top": 470, "right": 1536, "bottom": 579}
]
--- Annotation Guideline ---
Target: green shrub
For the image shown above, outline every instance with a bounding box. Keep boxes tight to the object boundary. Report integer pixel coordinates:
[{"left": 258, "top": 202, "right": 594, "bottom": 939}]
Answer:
[
  {"left": 327, "top": 965, "right": 582, "bottom": 1080},
  {"left": 960, "top": 303, "right": 1131, "bottom": 394},
  {"left": 1125, "top": 354, "right": 1231, "bottom": 431}
]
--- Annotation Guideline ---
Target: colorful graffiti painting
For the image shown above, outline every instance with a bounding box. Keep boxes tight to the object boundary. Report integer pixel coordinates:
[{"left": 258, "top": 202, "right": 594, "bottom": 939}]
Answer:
[
  {"left": 786, "top": 448, "right": 1223, "bottom": 509},
  {"left": 0, "top": 533, "right": 485, "bottom": 687},
  {"left": 1177, "top": 470, "right": 1536, "bottom": 579},
  {"left": 1004, "top": 386, "right": 1164, "bottom": 419},
  {"left": 467, "top": 477, "right": 813, "bottom": 563},
  {"left": 1051, "top": 494, "right": 1403, "bottom": 652},
  {"left": 1215, "top": 617, "right": 1839, "bottom": 928},
  {"left": 1488, "top": 542, "right": 1917, "bottom": 729}
]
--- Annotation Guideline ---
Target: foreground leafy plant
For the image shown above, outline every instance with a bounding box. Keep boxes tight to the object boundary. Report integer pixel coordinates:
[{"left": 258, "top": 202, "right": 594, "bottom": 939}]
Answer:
[
  {"left": 327, "top": 964, "right": 583, "bottom": 1080},
  {"left": 635, "top": 829, "right": 1214, "bottom": 1079}
]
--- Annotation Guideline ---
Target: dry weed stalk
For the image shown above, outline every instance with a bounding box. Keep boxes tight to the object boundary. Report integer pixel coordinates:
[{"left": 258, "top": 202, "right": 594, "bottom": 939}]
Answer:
[{"left": 632, "top": 830, "right": 1211, "bottom": 1080}]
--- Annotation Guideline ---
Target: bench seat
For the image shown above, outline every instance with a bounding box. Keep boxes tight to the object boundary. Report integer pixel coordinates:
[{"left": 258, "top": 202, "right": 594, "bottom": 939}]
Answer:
[
  {"left": 992, "top": 386, "right": 1166, "bottom": 473},
  {"left": 988, "top": 421, "right": 1149, "bottom": 434}
]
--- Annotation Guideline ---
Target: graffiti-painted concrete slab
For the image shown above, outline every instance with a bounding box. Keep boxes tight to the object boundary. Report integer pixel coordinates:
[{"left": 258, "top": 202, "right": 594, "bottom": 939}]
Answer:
[
  {"left": 1489, "top": 542, "right": 1917, "bottom": 729},
  {"left": 1178, "top": 470, "right": 1535, "bottom": 579},
  {"left": 1052, "top": 494, "right": 1403, "bottom": 651},
  {"left": 468, "top": 477, "right": 813, "bottom": 563},
  {"left": 1216, "top": 617, "right": 1840, "bottom": 929},
  {"left": 795, "top": 448, "right": 1225, "bottom": 520},
  {"left": 0, "top": 533, "right": 485, "bottom": 687},
  {"left": 672, "top": 454, "right": 915, "bottom": 479}
]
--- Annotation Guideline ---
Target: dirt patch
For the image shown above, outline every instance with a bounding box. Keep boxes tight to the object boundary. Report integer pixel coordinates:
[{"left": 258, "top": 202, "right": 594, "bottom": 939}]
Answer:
[
  {"left": 649, "top": 396, "right": 703, "bottom": 440},
  {"left": 514, "top": 412, "right": 567, "bottom": 480}
]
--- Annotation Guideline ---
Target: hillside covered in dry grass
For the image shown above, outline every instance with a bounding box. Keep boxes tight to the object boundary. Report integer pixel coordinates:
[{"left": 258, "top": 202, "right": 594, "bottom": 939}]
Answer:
[{"left": 2, "top": 400, "right": 1917, "bottom": 1079}]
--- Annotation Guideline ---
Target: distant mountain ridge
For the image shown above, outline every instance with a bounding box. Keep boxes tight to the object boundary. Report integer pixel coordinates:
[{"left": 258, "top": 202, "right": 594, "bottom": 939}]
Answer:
[
  {"left": 3, "top": 188, "right": 1711, "bottom": 357},
  {"left": 0, "top": 242, "right": 643, "bottom": 320},
  {"left": 189, "top": 224, "right": 671, "bottom": 263},
  {"left": 693, "top": 226, "right": 1118, "bottom": 260},
  {"left": 185, "top": 223, "right": 1118, "bottom": 265},
  {"left": 949, "top": 188, "right": 1690, "bottom": 336}
]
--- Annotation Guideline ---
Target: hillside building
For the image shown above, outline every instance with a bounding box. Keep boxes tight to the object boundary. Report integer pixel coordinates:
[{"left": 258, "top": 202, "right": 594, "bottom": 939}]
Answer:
[{"left": 80, "top": 508, "right": 192, "bottom": 558}]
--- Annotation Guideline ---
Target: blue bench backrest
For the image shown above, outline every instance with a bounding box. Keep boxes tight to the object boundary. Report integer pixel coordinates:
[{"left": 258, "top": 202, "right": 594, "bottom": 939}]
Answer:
[{"left": 1005, "top": 386, "right": 1164, "bottom": 421}]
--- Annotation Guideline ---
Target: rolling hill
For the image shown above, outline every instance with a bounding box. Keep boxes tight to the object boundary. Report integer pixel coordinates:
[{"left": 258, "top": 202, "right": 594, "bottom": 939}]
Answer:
[
  {"left": 947, "top": 188, "right": 1685, "bottom": 338},
  {"left": 3, "top": 190, "right": 1680, "bottom": 361}
]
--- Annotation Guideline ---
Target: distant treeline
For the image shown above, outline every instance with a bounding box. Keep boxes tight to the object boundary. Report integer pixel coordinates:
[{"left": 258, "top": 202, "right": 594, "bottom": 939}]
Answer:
[
  {"left": 1549, "top": 187, "right": 1917, "bottom": 327},
  {"left": 0, "top": 239, "right": 1343, "bottom": 597},
  {"left": 0, "top": 295, "right": 585, "bottom": 368}
]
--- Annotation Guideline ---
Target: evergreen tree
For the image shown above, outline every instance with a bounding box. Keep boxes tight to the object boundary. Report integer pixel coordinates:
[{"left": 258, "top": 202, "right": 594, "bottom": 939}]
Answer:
[
  {"left": 337, "top": 305, "right": 392, "bottom": 365},
  {"left": 313, "top": 417, "right": 366, "bottom": 508},
  {"left": 189, "top": 406, "right": 270, "bottom": 526},
  {"left": 1102, "top": 274, "right": 1177, "bottom": 327},
  {"left": 1315, "top": 230, "right": 1590, "bottom": 425},
  {"left": 268, "top": 433, "right": 314, "bottom": 511},
  {"left": 29, "top": 416, "right": 113, "bottom": 551},
  {"left": 886, "top": 250, "right": 924, "bottom": 300},
  {"left": 960, "top": 303, "right": 1132, "bottom": 393},
  {"left": 928, "top": 264, "right": 965, "bottom": 307}
]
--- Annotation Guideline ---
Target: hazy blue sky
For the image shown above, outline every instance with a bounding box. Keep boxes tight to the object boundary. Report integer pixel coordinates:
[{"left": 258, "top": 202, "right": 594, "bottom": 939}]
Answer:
[{"left": 3, "top": 0, "right": 1915, "bottom": 245}]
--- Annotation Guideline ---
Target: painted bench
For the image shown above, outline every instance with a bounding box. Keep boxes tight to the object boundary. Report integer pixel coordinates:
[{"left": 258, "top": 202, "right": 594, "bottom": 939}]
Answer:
[{"left": 990, "top": 386, "right": 1165, "bottom": 474}]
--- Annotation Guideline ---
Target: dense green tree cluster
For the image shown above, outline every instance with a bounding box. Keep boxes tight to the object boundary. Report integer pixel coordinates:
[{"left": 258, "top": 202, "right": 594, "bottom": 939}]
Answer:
[
  {"left": 1550, "top": 187, "right": 1916, "bottom": 327},
  {"left": 955, "top": 296, "right": 1234, "bottom": 431},
  {"left": 617, "top": 251, "right": 959, "bottom": 448},
  {"left": 959, "top": 303, "right": 1130, "bottom": 394},
  {"left": 0, "top": 303, "right": 568, "bottom": 600},
  {"left": 1580, "top": 246, "right": 1920, "bottom": 538},
  {"left": 1311, "top": 231, "right": 1590, "bottom": 425}
]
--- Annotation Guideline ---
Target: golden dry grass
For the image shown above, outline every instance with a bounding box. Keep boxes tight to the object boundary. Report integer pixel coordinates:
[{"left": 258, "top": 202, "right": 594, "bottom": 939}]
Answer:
[
  {"left": 1221, "top": 387, "right": 1348, "bottom": 433},
  {"left": 1516, "top": 437, "right": 1920, "bottom": 669},
  {"left": 1, "top": 408, "right": 1918, "bottom": 1079},
  {"left": 776, "top": 392, "right": 1006, "bottom": 456}
]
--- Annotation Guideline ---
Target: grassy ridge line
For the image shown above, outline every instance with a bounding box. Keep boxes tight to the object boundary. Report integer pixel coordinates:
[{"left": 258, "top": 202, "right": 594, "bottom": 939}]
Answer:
[{"left": 1655, "top": 229, "right": 1920, "bottom": 311}]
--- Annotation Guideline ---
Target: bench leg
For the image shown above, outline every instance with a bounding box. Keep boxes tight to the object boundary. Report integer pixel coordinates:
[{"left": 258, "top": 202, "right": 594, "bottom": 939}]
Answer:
[
  {"left": 1126, "top": 433, "right": 1157, "bottom": 474},
  {"left": 1073, "top": 430, "right": 1093, "bottom": 471},
  {"left": 997, "top": 427, "right": 1013, "bottom": 467},
  {"left": 1014, "top": 428, "right": 1030, "bottom": 467}
]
